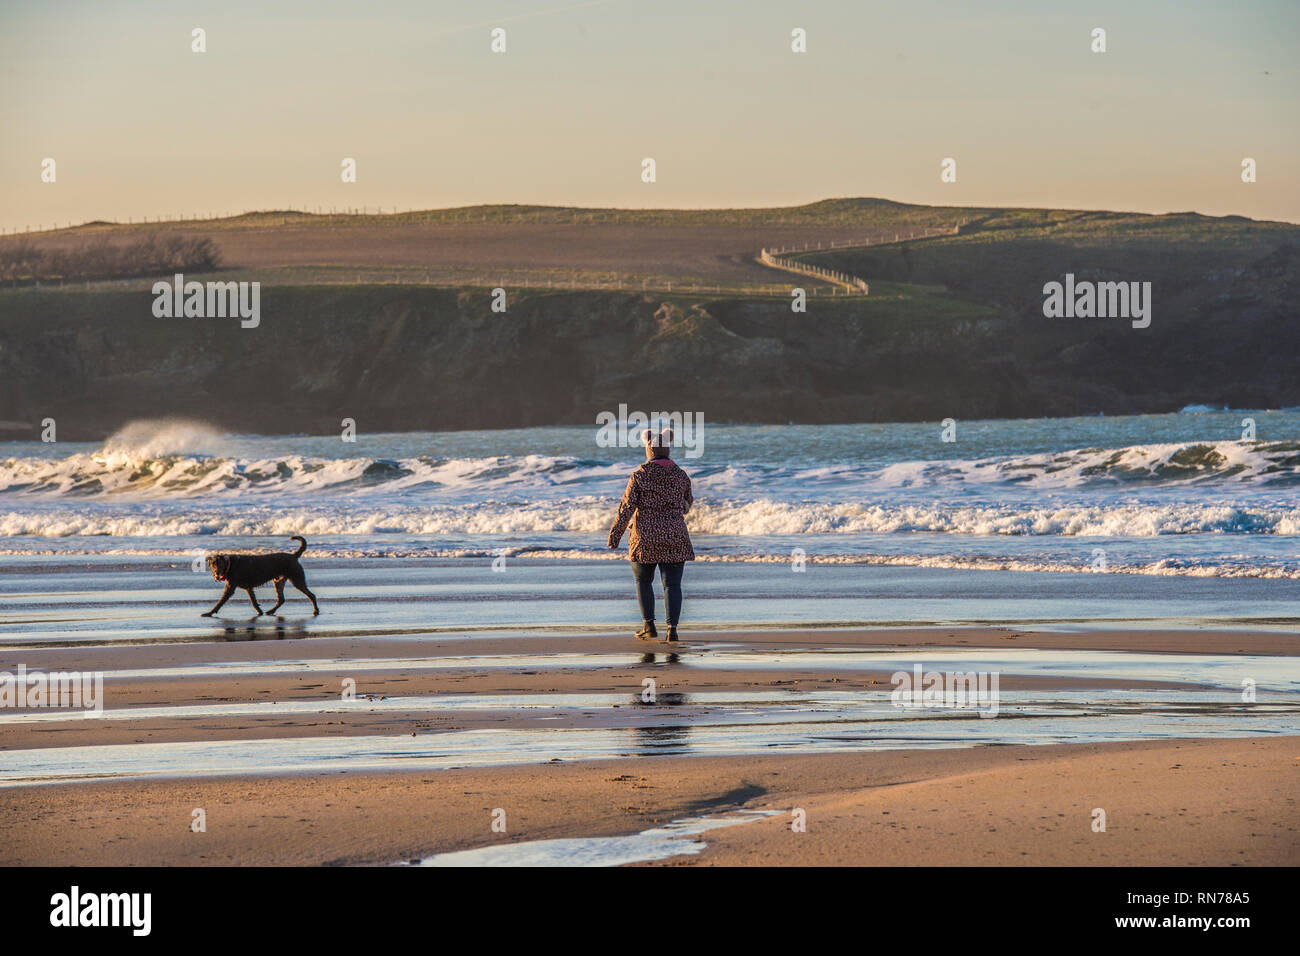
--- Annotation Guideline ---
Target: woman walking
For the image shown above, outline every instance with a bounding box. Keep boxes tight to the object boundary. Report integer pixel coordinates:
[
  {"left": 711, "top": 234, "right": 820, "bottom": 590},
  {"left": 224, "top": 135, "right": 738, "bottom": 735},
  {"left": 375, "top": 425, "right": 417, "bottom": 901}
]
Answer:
[{"left": 607, "top": 427, "right": 695, "bottom": 641}]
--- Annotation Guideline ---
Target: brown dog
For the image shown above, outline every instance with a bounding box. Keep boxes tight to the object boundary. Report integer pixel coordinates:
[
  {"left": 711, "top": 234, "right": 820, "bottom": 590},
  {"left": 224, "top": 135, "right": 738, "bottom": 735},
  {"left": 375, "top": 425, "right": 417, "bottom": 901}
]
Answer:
[{"left": 202, "top": 536, "right": 319, "bottom": 617}]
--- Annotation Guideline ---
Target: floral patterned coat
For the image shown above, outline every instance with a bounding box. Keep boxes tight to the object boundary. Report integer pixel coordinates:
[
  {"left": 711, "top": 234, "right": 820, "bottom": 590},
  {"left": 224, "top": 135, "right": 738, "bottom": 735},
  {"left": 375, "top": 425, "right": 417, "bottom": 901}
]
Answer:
[{"left": 607, "top": 458, "right": 695, "bottom": 563}]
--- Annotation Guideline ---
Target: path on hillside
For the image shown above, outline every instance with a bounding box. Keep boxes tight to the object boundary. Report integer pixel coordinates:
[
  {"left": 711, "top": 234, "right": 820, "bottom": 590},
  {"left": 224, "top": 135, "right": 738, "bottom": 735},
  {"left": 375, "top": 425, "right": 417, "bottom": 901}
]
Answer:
[{"left": 756, "top": 223, "right": 963, "bottom": 295}]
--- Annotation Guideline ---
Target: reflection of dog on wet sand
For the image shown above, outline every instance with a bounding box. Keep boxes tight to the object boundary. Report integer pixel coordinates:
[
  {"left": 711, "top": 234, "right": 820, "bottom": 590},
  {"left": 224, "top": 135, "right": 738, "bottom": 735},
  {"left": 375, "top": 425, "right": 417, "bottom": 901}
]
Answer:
[{"left": 202, "top": 536, "right": 319, "bottom": 617}]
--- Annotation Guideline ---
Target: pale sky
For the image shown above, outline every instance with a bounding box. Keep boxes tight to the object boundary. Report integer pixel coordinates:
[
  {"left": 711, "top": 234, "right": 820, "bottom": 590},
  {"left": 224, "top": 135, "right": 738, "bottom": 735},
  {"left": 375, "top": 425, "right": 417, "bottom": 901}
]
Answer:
[{"left": 1, "top": 0, "right": 1296, "bottom": 231}]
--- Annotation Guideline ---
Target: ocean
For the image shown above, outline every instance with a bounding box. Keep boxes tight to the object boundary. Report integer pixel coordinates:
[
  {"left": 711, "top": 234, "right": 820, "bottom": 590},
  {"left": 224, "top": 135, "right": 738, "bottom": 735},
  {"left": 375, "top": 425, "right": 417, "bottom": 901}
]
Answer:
[{"left": 2, "top": 409, "right": 1298, "bottom": 640}]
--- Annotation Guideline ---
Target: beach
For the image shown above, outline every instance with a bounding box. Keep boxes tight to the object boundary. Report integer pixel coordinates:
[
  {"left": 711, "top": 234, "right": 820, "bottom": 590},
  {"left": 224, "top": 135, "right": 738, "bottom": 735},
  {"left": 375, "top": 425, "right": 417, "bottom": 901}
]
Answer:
[
  {"left": 1, "top": 416, "right": 1297, "bottom": 867},
  {"left": 1, "top": 621, "right": 1296, "bottom": 867}
]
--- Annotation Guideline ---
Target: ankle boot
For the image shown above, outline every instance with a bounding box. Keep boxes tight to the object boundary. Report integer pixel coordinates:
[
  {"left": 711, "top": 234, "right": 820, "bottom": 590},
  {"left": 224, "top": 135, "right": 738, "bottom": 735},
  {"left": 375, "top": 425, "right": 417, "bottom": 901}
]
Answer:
[
  {"left": 635, "top": 620, "right": 658, "bottom": 640},
  {"left": 665, "top": 625, "right": 679, "bottom": 642}
]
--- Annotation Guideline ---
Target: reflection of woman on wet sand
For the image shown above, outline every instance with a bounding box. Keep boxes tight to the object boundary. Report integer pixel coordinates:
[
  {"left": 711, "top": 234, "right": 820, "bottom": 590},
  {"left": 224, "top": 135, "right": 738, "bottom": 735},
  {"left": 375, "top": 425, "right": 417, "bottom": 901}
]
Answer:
[{"left": 608, "top": 427, "right": 695, "bottom": 642}]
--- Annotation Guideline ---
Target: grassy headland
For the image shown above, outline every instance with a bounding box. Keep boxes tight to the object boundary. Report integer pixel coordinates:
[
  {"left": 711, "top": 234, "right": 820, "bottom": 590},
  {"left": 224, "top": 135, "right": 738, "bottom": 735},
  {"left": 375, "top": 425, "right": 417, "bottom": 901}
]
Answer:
[{"left": 1, "top": 200, "right": 1296, "bottom": 438}]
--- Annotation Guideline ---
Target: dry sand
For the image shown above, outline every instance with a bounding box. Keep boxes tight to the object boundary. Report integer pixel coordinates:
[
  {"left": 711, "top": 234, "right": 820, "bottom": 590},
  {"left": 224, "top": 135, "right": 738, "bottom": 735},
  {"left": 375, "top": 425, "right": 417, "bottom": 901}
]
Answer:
[{"left": 0, "top": 739, "right": 1293, "bottom": 867}]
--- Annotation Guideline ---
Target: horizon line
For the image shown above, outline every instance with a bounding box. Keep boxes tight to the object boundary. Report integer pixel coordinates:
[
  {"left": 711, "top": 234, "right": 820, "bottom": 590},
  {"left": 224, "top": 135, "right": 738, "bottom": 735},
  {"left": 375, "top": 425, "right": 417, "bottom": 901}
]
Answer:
[{"left": 6, "top": 196, "right": 1299, "bottom": 236}]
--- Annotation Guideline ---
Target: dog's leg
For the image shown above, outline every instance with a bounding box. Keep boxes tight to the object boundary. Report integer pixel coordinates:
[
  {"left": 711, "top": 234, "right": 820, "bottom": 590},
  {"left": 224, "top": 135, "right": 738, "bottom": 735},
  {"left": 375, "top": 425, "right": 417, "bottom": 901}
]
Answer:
[
  {"left": 289, "top": 572, "right": 320, "bottom": 616},
  {"left": 245, "top": 587, "right": 265, "bottom": 616},
  {"left": 268, "top": 578, "right": 287, "bottom": 615},
  {"left": 202, "top": 583, "right": 235, "bottom": 617}
]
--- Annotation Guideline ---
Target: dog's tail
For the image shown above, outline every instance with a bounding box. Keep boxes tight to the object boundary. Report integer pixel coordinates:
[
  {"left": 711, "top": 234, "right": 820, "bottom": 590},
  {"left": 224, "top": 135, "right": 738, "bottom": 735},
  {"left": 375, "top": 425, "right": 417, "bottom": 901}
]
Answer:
[{"left": 290, "top": 535, "right": 307, "bottom": 557}]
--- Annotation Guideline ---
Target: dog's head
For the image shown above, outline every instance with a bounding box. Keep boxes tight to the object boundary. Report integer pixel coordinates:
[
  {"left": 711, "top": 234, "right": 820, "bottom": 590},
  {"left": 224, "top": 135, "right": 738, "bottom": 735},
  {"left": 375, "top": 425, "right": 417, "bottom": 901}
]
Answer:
[{"left": 206, "top": 554, "right": 233, "bottom": 581}]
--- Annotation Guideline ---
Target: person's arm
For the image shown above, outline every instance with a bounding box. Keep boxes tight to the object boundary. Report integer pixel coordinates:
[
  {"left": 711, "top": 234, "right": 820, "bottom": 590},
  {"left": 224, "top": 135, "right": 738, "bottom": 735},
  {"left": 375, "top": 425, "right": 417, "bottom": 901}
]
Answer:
[
  {"left": 682, "top": 473, "right": 694, "bottom": 515},
  {"left": 608, "top": 473, "right": 640, "bottom": 548}
]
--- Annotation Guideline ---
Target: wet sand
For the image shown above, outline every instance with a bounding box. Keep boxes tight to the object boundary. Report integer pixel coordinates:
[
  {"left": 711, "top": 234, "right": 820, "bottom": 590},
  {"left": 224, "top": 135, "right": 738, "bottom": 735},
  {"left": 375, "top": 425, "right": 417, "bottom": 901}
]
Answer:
[
  {"left": 1, "top": 627, "right": 1295, "bottom": 865},
  {"left": 2, "top": 628, "right": 1294, "bottom": 751}
]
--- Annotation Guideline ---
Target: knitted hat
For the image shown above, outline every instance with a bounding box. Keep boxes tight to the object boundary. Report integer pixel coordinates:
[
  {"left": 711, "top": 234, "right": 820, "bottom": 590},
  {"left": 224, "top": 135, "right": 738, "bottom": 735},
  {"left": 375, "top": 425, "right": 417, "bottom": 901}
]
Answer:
[{"left": 641, "top": 426, "right": 674, "bottom": 457}]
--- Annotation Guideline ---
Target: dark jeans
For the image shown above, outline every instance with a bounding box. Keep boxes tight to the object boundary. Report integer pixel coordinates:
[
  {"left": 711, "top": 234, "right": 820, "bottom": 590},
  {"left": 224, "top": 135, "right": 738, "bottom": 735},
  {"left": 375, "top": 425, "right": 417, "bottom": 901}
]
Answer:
[{"left": 631, "top": 561, "right": 685, "bottom": 626}]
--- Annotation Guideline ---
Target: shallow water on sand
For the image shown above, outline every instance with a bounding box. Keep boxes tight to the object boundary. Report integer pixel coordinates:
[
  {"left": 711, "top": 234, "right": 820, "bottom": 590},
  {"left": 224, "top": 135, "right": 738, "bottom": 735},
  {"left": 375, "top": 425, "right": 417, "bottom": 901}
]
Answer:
[
  {"left": 684, "top": 647, "right": 1300, "bottom": 689},
  {"left": 2, "top": 557, "right": 1298, "bottom": 648},
  {"left": 14, "top": 644, "right": 1293, "bottom": 686},
  {"left": 3, "top": 646, "right": 1295, "bottom": 787},
  {"left": 401, "top": 811, "right": 780, "bottom": 867},
  {"left": 2, "top": 687, "right": 1295, "bottom": 727},
  {"left": 2, "top": 686, "right": 1294, "bottom": 787}
]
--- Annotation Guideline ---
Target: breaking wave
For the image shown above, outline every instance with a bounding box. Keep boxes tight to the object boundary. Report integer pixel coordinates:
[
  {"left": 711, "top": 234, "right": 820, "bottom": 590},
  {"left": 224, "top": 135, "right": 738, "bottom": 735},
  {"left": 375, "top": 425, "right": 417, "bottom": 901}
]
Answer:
[
  {"left": 2, "top": 419, "right": 1296, "bottom": 578},
  {"left": 1, "top": 499, "right": 1296, "bottom": 539},
  {"left": 2, "top": 440, "right": 1297, "bottom": 499}
]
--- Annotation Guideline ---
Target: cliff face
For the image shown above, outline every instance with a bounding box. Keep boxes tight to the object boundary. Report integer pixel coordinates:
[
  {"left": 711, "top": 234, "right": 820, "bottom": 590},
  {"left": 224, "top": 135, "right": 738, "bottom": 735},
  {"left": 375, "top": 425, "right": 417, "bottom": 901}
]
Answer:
[{"left": 1, "top": 259, "right": 1297, "bottom": 441}]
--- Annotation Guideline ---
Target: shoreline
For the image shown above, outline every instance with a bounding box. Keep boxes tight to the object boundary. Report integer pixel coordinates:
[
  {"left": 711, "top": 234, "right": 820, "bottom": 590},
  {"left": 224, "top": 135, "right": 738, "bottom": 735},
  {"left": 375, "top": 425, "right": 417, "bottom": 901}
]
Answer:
[
  {"left": 4, "top": 548, "right": 1300, "bottom": 584},
  {"left": 5, "top": 554, "right": 1297, "bottom": 645}
]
